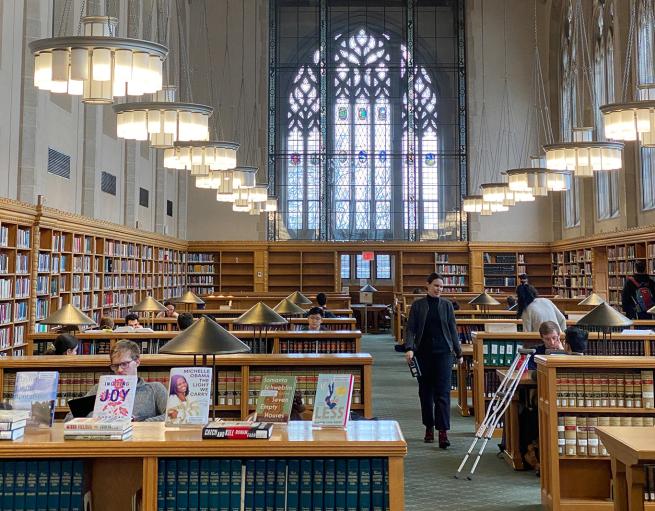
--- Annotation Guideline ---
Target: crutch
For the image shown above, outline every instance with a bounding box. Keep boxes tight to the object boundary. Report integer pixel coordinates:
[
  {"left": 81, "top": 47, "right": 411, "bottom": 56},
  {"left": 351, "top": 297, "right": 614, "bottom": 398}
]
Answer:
[{"left": 455, "top": 347, "right": 536, "bottom": 479}]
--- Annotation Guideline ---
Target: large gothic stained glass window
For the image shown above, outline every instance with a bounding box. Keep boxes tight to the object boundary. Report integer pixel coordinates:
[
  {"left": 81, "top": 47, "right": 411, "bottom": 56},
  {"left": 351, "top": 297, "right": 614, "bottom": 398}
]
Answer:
[{"left": 268, "top": 0, "right": 466, "bottom": 241}]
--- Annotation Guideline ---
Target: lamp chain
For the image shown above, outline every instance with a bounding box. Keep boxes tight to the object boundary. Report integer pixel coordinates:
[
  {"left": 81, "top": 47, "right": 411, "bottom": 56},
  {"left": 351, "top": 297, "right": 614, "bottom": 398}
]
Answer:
[
  {"left": 202, "top": 0, "right": 220, "bottom": 140},
  {"left": 76, "top": 0, "right": 86, "bottom": 36},
  {"left": 620, "top": 0, "right": 637, "bottom": 102}
]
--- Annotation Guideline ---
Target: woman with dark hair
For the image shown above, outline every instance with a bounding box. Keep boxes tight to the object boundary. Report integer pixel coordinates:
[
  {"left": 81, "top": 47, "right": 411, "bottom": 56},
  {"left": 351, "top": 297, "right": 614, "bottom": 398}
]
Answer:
[
  {"left": 46, "top": 334, "right": 78, "bottom": 355},
  {"left": 517, "top": 285, "right": 566, "bottom": 332},
  {"left": 166, "top": 374, "right": 199, "bottom": 423},
  {"left": 404, "top": 273, "right": 462, "bottom": 448}
]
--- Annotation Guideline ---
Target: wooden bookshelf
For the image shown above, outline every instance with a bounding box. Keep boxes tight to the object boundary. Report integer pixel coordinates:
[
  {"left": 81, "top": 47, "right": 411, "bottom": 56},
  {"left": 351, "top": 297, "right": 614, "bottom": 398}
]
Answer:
[
  {"left": 0, "top": 353, "right": 373, "bottom": 419},
  {"left": 0, "top": 421, "right": 406, "bottom": 511},
  {"left": 536, "top": 356, "right": 655, "bottom": 511},
  {"left": 301, "top": 251, "right": 336, "bottom": 292},
  {"left": 552, "top": 248, "right": 594, "bottom": 299},
  {"left": 400, "top": 249, "right": 469, "bottom": 293},
  {"left": 267, "top": 251, "right": 301, "bottom": 292},
  {"left": 186, "top": 252, "right": 218, "bottom": 295}
]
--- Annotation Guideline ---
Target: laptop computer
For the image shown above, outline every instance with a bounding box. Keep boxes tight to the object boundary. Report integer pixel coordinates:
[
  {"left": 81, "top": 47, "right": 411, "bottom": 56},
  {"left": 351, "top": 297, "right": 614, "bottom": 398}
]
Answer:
[{"left": 67, "top": 394, "right": 96, "bottom": 418}]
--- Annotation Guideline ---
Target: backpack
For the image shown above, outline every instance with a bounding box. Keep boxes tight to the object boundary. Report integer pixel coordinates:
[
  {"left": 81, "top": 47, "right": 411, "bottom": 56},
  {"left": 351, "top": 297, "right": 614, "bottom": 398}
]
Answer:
[{"left": 628, "top": 277, "right": 655, "bottom": 314}]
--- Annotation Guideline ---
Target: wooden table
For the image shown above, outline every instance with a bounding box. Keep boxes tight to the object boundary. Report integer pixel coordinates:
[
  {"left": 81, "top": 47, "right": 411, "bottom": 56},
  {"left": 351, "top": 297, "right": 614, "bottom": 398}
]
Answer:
[
  {"left": 496, "top": 368, "right": 537, "bottom": 470},
  {"left": 3, "top": 421, "right": 407, "bottom": 511},
  {"left": 457, "top": 344, "right": 474, "bottom": 417},
  {"left": 596, "top": 426, "right": 655, "bottom": 511},
  {"left": 351, "top": 304, "right": 388, "bottom": 333}
]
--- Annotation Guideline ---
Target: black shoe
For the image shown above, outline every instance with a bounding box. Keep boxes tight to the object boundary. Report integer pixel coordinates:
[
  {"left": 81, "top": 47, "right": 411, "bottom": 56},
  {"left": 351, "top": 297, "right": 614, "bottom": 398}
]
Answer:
[
  {"left": 438, "top": 430, "right": 450, "bottom": 449},
  {"left": 424, "top": 427, "right": 434, "bottom": 443}
]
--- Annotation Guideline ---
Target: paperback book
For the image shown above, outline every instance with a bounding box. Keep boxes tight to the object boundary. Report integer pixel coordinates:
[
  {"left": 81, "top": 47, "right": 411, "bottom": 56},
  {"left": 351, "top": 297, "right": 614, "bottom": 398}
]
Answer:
[
  {"left": 0, "top": 410, "right": 29, "bottom": 431},
  {"left": 165, "top": 367, "right": 212, "bottom": 426},
  {"left": 92, "top": 375, "right": 137, "bottom": 420},
  {"left": 13, "top": 371, "right": 59, "bottom": 427},
  {"left": 255, "top": 375, "right": 297, "bottom": 423},
  {"left": 64, "top": 417, "right": 133, "bottom": 432},
  {"left": 202, "top": 421, "right": 274, "bottom": 440},
  {"left": 312, "top": 373, "right": 354, "bottom": 428}
]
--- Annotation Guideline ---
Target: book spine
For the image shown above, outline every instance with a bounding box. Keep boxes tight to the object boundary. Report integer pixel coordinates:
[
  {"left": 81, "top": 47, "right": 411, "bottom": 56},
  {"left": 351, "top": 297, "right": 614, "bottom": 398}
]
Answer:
[
  {"left": 4, "top": 460, "right": 14, "bottom": 511},
  {"left": 188, "top": 458, "right": 199, "bottom": 511},
  {"left": 228, "top": 459, "right": 242, "bottom": 511},
  {"left": 202, "top": 427, "right": 271, "bottom": 439},
  {"left": 335, "top": 459, "right": 347, "bottom": 511},
  {"left": 346, "top": 459, "right": 359, "bottom": 511},
  {"left": 59, "top": 460, "right": 73, "bottom": 510},
  {"left": 25, "top": 461, "right": 37, "bottom": 511},
  {"left": 286, "top": 460, "right": 300, "bottom": 511},
  {"left": 371, "top": 458, "right": 384, "bottom": 511},
  {"left": 47, "top": 460, "right": 61, "bottom": 511},
  {"left": 210, "top": 459, "right": 222, "bottom": 511},
  {"left": 358, "top": 458, "right": 371, "bottom": 511},
  {"left": 564, "top": 416, "right": 577, "bottom": 456},
  {"left": 265, "top": 459, "right": 276, "bottom": 511},
  {"left": 274, "top": 459, "right": 287, "bottom": 511},
  {"left": 14, "top": 460, "right": 26, "bottom": 511},
  {"left": 176, "top": 459, "right": 189, "bottom": 511},
  {"left": 312, "top": 459, "right": 324, "bottom": 511},
  {"left": 587, "top": 417, "right": 599, "bottom": 457},
  {"left": 0, "top": 420, "right": 26, "bottom": 431},
  {"left": 557, "top": 416, "right": 565, "bottom": 456},
  {"left": 643, "top": 370, "right": 654, "bottom": 408},
  {"left": 165, "top": 459, "right": 177, "bottom": 511},
  {"left": 71, "top": 460, "right": 85, "bottom": 511},
  {"left": 300, "top": 459, "right": 312, "bottom": 511},
  {"left": 576, "top": 416, "right": 588, "bottom": 456},
  {"left": 36, "top": 461, "right": 48, "bottom": 511},
  {"left": 198, "top": 458, "right": 209, "bottom": 511},
  {"left": 254, "top": 459, "right": 266, "bottom": 511},
  {"left": 157, "top": 459, "right": 166, "bottom": 511},
  {"left": 324, "top": 459, "right": 336, "bottom": 511},
  {"left": 244, "top": 459, "right": 256, "bottom": 511}
]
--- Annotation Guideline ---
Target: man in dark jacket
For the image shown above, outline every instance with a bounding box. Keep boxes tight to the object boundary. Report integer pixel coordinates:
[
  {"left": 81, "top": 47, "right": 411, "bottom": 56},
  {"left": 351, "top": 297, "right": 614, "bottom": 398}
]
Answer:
[
  {"left": 621, "top": 261, "right": 655, "bottom": 319},
  {"left": 404, "top": 273, "right": 462, "bottom": 448}
]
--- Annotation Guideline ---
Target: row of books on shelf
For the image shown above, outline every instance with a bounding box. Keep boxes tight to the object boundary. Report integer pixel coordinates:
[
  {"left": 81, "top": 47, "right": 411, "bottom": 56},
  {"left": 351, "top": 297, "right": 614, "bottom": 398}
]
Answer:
[
  {"left": 555, "top": 370, "right": 655, "bottom": 408},
  {"left": 15, "top": 255, "right": 28, "bottom": 275},
  {"left": 188, "top": 253, "right": 214, "bottom": 263},
  {"left": 645, "top": 465, "right": 655, "bottom": 502},
  {"left": 484, "top": 253, "right": 517, "bottom": 264},
  {"left": 482, "top": 341, "right": 524, "bottom": 366},
  {"left": 553, "top": 276, "right": 592, "bottom": 288},
  {"left": 584, "top": 341, "right": 651, "bottom": 356},
  {"left": 553, "top": 263, "right": 592, "bottom": 276},
  {"left": 0, "top": 459, "right": 86, "bottom": 510},
  {"left": 482, "top": 371, "right": 502, "bottom": 397},
  {"left": 434, "top": 264, "right": 467, "bottom": 275},
  {"left": 553, "top": 249, "right": 592, "bottom": 264},
  {"left": 449, "top": 367, "right": 471, "bottom": 392},
  {"left": 0, "top": 303, "right": 27, "bottom": 325},
  {"left": 71, "top": 236, "right": 93, "bottom": 254},
  {"left": 278, "top": 339, "right": 358, "bottom": 354},
  {"left": 188, "top": 276, "right": 214, "bottom": 285},
  {"left": 483, "top": 264, "right": 516, "bottom": 275},
  {"left": 608, "top": 260, "right": 637, "bottom": 275},
  {"left": 188, "top": 264, "right": 215, "bottom": 273},
  {"left": 157, "top": 457, "right": 388, "bottom": 511},
  {"left": 558, "top": 415, "right": 654, "bottom": 457},
  {"left": 16, "top": 229, "right": 30, "bottom": 250},
  {"left": 484, "top": 277, "right": 516, "bottom": 287},
  {"left": 0, "top": 227, "right": 7, "bottom": 248},
  {"left": 188, "top": 286, "right": 215, "bottom": 295},
  {"left": 608, "top": 245, "right": 638, "bottom": 260}
]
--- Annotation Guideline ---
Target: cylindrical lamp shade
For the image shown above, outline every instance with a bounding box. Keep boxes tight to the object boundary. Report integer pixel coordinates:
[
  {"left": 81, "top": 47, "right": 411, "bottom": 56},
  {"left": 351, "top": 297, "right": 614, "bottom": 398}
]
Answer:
[
  {"left": 601, "top": 100, "right": 655, "bottom": 147},
  {"left": 162, "top": 141, "right": 239, "bottom": 169},
  {"left": 543, "top": 128, "right": 623, "bottom": 177},
  {"left": 462, "top": 195, "right": 483, "bottom": 213}
]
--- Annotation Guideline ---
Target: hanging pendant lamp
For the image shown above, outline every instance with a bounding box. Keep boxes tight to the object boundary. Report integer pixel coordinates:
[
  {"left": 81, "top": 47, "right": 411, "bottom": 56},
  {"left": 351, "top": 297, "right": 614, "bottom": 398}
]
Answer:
[
  {"left": 164, "top": 140, "right": 239, "bottom": 173},
  {"left": 30, "top": 16, "right": 167, "bottom": 104},
  {"left": 462, "top": 195, "right": 484, "bottom": 213},
  {"left": 113, "top": 86, "right": 213, "bottom": 148},
  {"left": 601, "top": 86, "right": 655, "bottom": 146}
]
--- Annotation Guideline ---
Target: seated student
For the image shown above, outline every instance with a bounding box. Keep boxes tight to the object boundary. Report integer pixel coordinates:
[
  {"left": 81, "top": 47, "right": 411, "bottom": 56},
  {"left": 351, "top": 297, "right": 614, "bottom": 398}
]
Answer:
[
  {"left": 314, "top": 293, "right": 336, "bottom": 318},
  {"left": 65, "top": 340, "right": 167, "bottom": 422},
  {"left": 45, "top": 334, "right": 78, "bottom": 355},
  {"left": 98, "top": 316, "right": 115, "bottom": 330},
  {"left": 528, "top": 321, "right": 565, "bottom": 370},
  {"left": 125, "top": 313, "right": 141, "bottom": 329},
  {"left": 564, "top": 326, "right": 588, "bottom": 354},
  {"left": 177, "top": 312, "right": 194, "bottom": 330},
  {"left": 450, "top": 298, "right": 461, "bottom": 311},
  {"left": 300, "top": 307, "right": 326, "bottom": 331},
  {"left": 157, "top": 301, "right": 179, "bottom": 319}
]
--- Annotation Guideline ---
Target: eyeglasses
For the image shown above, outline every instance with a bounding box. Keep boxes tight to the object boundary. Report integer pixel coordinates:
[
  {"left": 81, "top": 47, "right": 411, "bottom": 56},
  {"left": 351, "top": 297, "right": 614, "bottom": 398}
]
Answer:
[{"left": 109, "top": 359, "right": 135, "bottom": 371}]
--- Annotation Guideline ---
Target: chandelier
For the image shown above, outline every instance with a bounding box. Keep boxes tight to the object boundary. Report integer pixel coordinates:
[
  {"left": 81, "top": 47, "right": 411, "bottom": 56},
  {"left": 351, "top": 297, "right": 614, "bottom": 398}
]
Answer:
[
  {"left": 462, "top": 195, "right": 484, "bottom": 213},
  {"left": 30, "top": 16, "right": 167, "bottom": 104},
  {"left": 164, "top": 140, "right": 239, "bottom": 175},
  {"left": 505, "top": 156, "right": 572, "bottom": 195},
  {"left": 113, "top": 87, "right": 213, "bottom": 148},
  {"left": 601, "top": 85, "right": 655, "bottom": 146},
  {"left": 543, "top": 128, "right": 623, "bottom": 177},
  {"left": 215, "top": 166, "right": 258, "bottom": 202}
]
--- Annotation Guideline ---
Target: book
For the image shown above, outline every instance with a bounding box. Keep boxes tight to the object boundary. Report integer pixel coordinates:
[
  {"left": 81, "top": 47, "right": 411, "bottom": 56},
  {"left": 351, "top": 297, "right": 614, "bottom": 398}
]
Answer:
[
  {"left": 0, "top": 410, "right": 28, "bottom": 431},
  {"left": 0, "top": 428, "right": 24, "bottom": 440},
  {"left": 165, "top": 367, "right": 212, "bottom": 426},
  {"left": 63, "top": 431, "right": 133, "bottom": 441},
  {"left": 13, "top": 371, "right": 59, "bottom": 427},
  {"left": 202, "top": 421, "right": 274, "bottom": 440},
  {"left": 64, "top": 417, "right": 133, "bottom": 433},
  {"left": 312, "top": 374, "right": 354, "bottom": 428},
  {"left": 92, "top": 374, "right": 138, "bottom": 420},
  {"left": 255, "top": 375, "right": 297, "bottom": 423}
]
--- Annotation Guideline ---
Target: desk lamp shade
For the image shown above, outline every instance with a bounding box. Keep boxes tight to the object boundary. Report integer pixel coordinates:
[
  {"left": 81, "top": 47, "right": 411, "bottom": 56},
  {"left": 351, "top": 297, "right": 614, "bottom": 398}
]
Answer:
[
  {"left": 234, "top": 302, "right": 289, "bottom": 326},
  {"left": 132, "top": 296, "right": 167, "bottom": 313},
  {"left": 360, "top": 284, "right": 378, "bottom": 293},
  {"left": 172, "top": 291, "right": 205, "bottom": 305},
  {"left": 40, "top": 304, "right": 96, "bottom": 326},
  {"left": 286, "top": 291, "right": 312, "bottom": 306},
  {"left": 576, "top": 302, "right": 633, "bottom": 328},
  {"left": 159, "top": 316, "right": 250, "bottom": 355},
  {"left": 273, "top": 298, "right": 306, "bottom": 316},
  {"left": 648, "top": 305, "right": 655, "bottom": 314},
  {"left": 578, "top": 293, "right": 605, "bottom": 306},
  {"left": 468, "top": 292, "right": 501, "bottom": 306}
]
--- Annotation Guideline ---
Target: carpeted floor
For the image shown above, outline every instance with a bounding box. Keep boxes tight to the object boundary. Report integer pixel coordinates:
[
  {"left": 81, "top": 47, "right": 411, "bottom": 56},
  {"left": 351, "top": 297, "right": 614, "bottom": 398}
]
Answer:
[{"left": 363, "top": 334, "right": 542, "bottom": 511}]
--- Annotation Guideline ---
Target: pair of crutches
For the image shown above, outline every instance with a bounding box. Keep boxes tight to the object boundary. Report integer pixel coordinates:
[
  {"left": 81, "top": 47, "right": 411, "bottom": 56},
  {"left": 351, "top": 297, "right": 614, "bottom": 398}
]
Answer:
[{"left": 455, "top": 347, "right": 536, "bottom": 479}]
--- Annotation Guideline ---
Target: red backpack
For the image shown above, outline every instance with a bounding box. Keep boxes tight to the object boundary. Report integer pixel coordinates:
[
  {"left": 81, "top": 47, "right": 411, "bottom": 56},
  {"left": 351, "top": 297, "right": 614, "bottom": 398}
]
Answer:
[{"left": 628, "top": 277, "right": 655, "bottom": 313}]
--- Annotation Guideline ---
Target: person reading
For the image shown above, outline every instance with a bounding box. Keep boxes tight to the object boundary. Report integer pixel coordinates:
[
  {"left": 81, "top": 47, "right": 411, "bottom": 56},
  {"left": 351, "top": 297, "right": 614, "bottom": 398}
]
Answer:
[
  {"left": 125, "top": 313, "right": 141, "bottom": 329},
  {"left": 45, "top": 333, "right": 78, "bottom": 355},
  {"left": 528, "top": 321, "right": 565, "bottom": 370},
  {"left": 301, "top": 307, "right": 326, "bottom": 331},
  {"left": 177, "top": 312, "right": 194, "bottom": 330},
  {"left": 65, "top": 340, "right": 167, "bottom": 422},
  {"left": 564, "top": 326, "right": 588, "bottom": 354},
  {"left": 157, "top": 301, "right": 179, "bottom": 319}
]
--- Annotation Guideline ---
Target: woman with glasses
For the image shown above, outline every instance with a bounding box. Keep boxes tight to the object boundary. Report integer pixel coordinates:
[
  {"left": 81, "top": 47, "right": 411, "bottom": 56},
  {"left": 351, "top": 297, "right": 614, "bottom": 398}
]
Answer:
[{"left": 65, "top": 340, "right": 167, "bottom": 422}]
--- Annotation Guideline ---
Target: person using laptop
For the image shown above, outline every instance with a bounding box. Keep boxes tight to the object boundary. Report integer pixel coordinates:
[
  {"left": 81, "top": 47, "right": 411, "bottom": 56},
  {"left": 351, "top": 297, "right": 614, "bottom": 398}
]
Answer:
[
  {"left": 65, "top": 340, "right": 167, "bottom": 422},
  {"left": 528, "top": 321, "right": 565, "bottom": 370}
]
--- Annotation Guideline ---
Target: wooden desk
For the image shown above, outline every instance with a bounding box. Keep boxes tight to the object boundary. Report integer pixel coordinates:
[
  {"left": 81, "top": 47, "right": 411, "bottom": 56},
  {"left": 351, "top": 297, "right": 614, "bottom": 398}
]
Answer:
[
  {"left": 2, "top": 421, "right": 406, "bottom": 511},
  {"left": 457, "top": 344, "right": 474, "bottom": 417},
  {"left": 496, "top": 368, "right": 536, "bottom": 470},
  {"left": 596, "top": 426, "right": 655, "bottom": 511},
  {"left": 351, "top": 304, "right": 388, "bottom": 333}
]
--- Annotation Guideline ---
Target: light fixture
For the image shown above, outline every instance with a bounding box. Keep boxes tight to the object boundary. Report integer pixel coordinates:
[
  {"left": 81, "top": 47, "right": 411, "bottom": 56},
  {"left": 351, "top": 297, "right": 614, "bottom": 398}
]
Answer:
[
  {"left": 265, "top": 198, "right": 278, "bottom": 212},
  {"left": 164, "top": 140, "right": 239, "bottom": 173},
  {"left": 462, "top": 195, "right": 483, "bottom": 213},
  {"left": 479, "top": 201, "right": 509, "bottom": 216},
  {"left": 113, "top": 86, "right": 213, "bottom": 148},
  {"left": 602, "top": 99, "right": 655, "bottom": 146},
  {"left": 480, "top": 183, "right": 511, "bottom": 204},
  {"left": 506, "top": 167, "right": 549, "bottom": 197},
  {"left": 543, "top": 128, "right": 623, "bottom": 178},
  {"left": 30, "top": 16, "right": 167, "bottom": 104}
]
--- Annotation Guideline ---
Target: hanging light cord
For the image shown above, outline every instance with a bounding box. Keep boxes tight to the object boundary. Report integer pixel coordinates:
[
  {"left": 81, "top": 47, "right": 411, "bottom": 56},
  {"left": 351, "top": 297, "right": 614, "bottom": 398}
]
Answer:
[
  {"left": 472, "top": 0, "right": 489, "bottom": 191},
  {"left": 202, "top": 0, "right": 221, "bottom": 140},
  {"left": 621, "top": 0, "right": 637, "bottom": 102},
  {"left": 175, "top": 0, "right": 194, "bottom": 102}
]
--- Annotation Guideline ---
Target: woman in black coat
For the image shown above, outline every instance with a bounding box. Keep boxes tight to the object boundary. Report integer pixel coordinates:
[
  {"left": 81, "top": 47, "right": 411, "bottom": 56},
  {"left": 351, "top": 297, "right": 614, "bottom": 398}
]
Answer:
[{"left": 404, "top": 273, "right": 462, "bottom": 448}]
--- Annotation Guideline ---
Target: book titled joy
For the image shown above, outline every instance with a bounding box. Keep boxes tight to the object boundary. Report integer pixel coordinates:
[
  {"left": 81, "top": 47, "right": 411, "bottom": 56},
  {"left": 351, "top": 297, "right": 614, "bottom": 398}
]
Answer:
[{"left": 93, "top": 375, "right": 137, "bottom": 420}]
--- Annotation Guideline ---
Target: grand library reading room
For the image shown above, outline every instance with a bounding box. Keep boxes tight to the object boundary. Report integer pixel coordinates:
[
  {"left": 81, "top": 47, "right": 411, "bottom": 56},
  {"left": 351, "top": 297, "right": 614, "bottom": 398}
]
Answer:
[{"left": 5, "top": 0, "right": 655, "bottom": 510}]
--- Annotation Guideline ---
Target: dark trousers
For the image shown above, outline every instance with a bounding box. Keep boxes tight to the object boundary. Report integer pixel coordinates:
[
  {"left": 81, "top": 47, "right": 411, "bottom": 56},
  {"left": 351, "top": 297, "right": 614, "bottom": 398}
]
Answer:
[{"left": 416, "top": 351, "right": 453, "bottom": 431}]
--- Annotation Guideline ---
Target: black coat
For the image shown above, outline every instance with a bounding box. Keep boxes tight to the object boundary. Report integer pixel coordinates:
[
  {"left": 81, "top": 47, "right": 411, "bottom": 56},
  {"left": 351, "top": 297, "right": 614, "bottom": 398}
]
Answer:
[
  {"left": 404, "top": 296, "right": 462, "bottom": 357},
  {"left": 621, "top": 274, "right": 655, "bottom": 319}
]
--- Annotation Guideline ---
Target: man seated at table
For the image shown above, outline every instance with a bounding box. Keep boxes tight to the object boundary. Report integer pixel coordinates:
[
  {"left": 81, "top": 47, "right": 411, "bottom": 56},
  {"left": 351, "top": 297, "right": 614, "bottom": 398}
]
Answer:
[
  {"left": 528, "top": 320, "right": 565, "bottom": 370},
  {"left": 125, "top": 313, "right": 141, "bottom": 329},
  {"left": 65, "top": 340, "right": 167, "bottom": 422},
  {"left": 300, "top": 307, "right": 326, "bottom": 331}
]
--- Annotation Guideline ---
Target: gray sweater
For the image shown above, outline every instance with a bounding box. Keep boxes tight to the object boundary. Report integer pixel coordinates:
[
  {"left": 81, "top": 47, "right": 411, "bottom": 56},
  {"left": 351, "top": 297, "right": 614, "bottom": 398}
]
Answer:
[
  {"left": 521, "top": 297, "right": 567, "bottom": 333},
  {"left": 65, "top": 377, "right": 168, "bottom": 422}
]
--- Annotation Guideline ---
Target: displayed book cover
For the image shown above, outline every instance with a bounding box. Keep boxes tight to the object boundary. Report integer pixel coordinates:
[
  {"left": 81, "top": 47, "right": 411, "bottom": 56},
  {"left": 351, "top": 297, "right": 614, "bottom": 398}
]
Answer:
[
  {"left": 165, "top": 367, "right": 213, "bottom": 426},
  {"left": 92, "top": 375, "right": 138, "bottom": 420},
  {"left": 13, "top": 371, "right": 59, "bottom": 427},
  {"left": 255, "top": 375, "right": 297, "bottom": 423},
  {"left": 202, "top": 421, "right": 273, "bottom": 439},
  {"left": 312, "top": 373, "right": 354, "bottom": 428}
]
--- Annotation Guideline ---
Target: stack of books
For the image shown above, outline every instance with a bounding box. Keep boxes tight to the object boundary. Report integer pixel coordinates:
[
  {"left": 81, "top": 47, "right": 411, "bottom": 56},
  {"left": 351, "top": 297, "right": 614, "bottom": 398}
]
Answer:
[
  {"left": 202, "top": 421, "right": 274, "bottom": 440},
  {"left": 0, "top": 410, "right": 29, "bottom": 440},
  {"left": 64, "top": 417, "right": 133, "bottom": 441}
]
